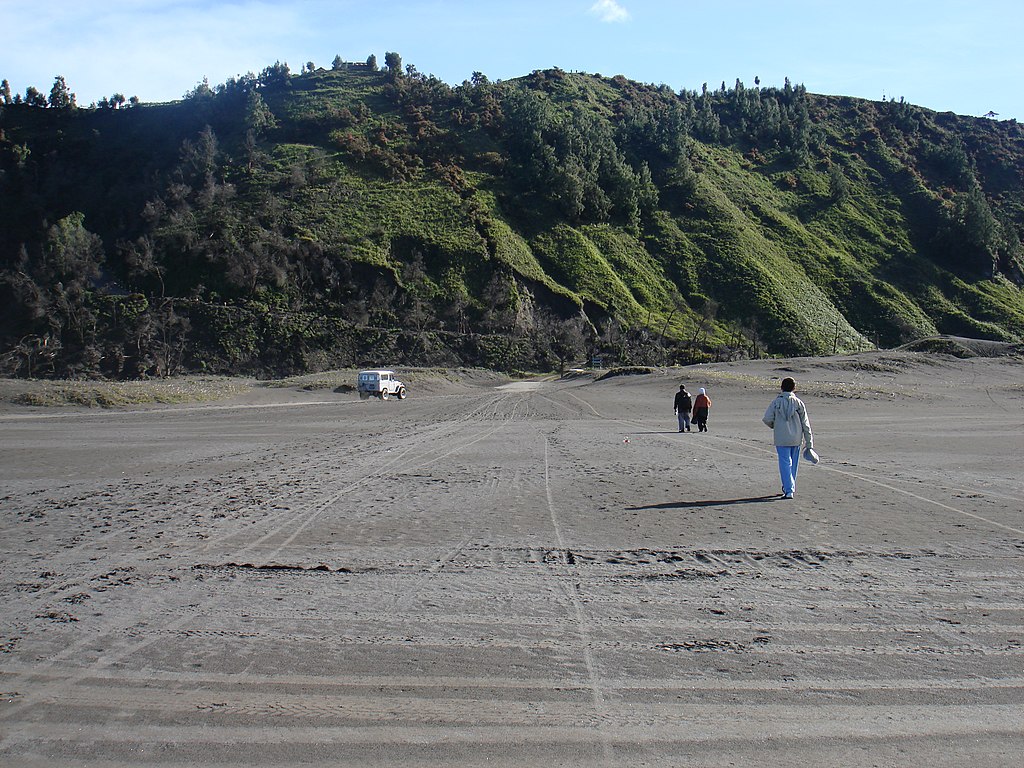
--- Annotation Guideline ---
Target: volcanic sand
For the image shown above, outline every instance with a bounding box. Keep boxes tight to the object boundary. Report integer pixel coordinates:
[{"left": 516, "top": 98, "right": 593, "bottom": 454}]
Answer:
[{"left": 1, "top": 352, "right": 1022, "bottom": 766}]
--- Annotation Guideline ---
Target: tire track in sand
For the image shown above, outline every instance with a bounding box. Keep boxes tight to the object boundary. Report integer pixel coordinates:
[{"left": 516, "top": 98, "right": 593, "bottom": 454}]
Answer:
[{"left": 543, "top": 434, "right": 615, "bottom": 764}]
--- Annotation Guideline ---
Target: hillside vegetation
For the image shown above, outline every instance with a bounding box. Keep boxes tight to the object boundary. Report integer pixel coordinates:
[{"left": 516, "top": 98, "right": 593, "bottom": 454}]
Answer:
[{"left": 1, "top": 58, "right": 1023, "bottom": 378}]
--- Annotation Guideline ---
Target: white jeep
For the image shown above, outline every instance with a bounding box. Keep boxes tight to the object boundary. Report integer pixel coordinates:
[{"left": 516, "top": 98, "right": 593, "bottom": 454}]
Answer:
[{"left": 357, "top": 370, "right": 407, "bottom": 400}]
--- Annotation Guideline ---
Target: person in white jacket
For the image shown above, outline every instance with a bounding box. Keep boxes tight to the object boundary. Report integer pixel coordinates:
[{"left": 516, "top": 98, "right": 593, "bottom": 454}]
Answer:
[{"left": 762, "top": 377, "right": 814, "bottom": 499}]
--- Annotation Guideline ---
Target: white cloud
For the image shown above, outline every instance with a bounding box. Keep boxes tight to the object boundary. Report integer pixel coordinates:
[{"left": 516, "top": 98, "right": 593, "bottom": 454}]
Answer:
[{"left": 589, "top": 0, "right": 630, "bottom": 23}]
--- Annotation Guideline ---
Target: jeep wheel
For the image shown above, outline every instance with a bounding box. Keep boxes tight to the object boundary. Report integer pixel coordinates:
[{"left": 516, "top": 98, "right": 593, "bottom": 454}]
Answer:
[
  {"left": 359, "top": 392, "right": 369, "bottom": 400},
  {"left": 380, "top": 389, "right": 389, "bottom": 400},
  {"left": 397, "top": 387, "right": 407, "bottom": 400}
]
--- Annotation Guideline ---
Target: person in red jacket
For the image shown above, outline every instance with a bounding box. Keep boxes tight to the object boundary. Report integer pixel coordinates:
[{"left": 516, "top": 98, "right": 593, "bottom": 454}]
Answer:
[{"left": 692, "top": 387, "right": 711, "bottom": 432}]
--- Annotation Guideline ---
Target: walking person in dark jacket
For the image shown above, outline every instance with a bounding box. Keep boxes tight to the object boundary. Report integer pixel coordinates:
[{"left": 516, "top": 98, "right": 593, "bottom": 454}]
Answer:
[
  {"left": 692, "top": 388, "right": 711, "bottom": 432},
  {"left": 673, "top": 385, "right": 692, "bottom": 432},
  {"left": 762, "top": 377, "right": 814, "bottom": 499}
]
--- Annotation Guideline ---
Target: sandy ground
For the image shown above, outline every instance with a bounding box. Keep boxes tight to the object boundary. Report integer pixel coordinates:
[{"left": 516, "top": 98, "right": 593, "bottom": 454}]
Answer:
[{"left": 1, "top": 352, "right": 1022, "bottom": 767}]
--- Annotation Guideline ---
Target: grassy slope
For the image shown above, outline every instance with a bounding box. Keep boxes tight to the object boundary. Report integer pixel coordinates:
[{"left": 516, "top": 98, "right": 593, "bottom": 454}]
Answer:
[{"left": 3, "top": 66, "right": 1023, "bottom": 365}]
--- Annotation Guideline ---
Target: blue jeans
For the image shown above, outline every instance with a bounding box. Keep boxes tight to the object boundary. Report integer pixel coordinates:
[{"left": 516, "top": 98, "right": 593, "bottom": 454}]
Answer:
[
  {"left": 677, "top": 411, "right": 691, "bottom": 431},
  {"left": 776, "top": 445, "right": 801, "bottom": 495}
]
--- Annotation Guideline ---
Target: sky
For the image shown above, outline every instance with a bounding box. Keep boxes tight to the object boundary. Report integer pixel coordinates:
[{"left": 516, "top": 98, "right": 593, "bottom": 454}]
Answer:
[{"left": 3, "top": 0, "right": 1022, "bottom": 121}]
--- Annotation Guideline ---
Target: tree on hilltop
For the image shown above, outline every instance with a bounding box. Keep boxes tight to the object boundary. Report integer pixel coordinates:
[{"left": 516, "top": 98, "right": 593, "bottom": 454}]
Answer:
[
  {"left": 24, "top": 86, "right": 47, "bottom": 107},
  {"left": 48, "top": 75, "right": 75, "bottom": 108},
  {"left": 260, "top": 61, "right": 291, "bottom": 87},
  {"left": 384, "top": 51, "right": 403, "bottom": 75},
  {"left": 184, "top": 77, "right": 214, "bottom": 101}
]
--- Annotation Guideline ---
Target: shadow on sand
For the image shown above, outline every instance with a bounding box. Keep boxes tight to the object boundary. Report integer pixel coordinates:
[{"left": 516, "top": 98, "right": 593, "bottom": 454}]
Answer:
[{"left": 628, "top": 495, "right": 780, "bottom": 511}]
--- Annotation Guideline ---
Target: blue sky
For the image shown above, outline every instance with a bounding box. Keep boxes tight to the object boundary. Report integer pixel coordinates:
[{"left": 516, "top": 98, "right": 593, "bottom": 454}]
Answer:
[{"left": 3, "top": 1, "right": 1022, "bottom": 121}]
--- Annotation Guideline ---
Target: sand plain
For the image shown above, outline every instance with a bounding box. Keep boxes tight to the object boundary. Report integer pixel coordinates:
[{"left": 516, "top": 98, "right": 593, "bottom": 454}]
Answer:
[{"left": 1, "top": 351, "right": 1022, "bottom": 767}]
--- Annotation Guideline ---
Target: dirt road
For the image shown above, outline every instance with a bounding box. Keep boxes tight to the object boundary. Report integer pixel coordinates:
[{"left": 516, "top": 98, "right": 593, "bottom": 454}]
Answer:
[{"left": 1, "top": 353, "right": 1022, "bottom": 766}]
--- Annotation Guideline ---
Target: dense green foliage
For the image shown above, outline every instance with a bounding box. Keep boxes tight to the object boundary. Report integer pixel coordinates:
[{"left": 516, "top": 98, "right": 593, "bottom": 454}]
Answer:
[{"left": 1, "top": 61, "right": 1023, "bottom": 378}]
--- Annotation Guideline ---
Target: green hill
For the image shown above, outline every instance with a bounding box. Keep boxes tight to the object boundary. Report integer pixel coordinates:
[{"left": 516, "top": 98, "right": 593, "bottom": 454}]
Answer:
[{"left": 1, "top": 60, "right": 1022, "bottom": 378}]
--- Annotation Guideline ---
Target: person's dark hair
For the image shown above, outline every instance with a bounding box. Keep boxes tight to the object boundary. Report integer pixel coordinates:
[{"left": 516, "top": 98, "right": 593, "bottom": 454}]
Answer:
[
  {"left": 781, "top": 377, "right": 796, "bottom": 392},
  {"left": 679, "top": 384, "right": 686, "bottom": 390}
]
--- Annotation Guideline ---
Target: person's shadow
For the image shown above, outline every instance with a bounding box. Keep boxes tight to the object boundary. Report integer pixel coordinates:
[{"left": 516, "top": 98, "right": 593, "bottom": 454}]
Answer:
[{"left": 628, "top": 495, "right": 779, "bottom": 510}]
